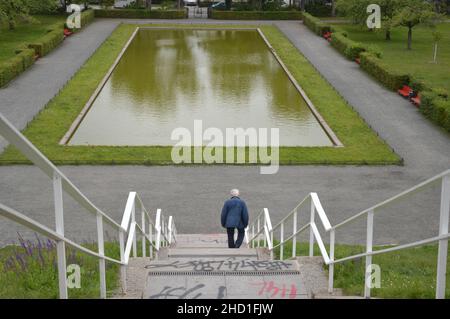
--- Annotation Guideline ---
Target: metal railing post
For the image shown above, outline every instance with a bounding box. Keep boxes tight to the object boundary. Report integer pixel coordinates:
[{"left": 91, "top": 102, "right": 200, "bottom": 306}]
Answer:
[
  {"left": 149, "top": 225, "right": 153, "bottom": 259},
  {"left": 364, "top": 209, "right": 374, "bottom": 299},
  {"left": 257, "top": 217, "right": 261, "bottom": 247},
  {"left": 252, "top": 224, "right": 255, "bottom": 248},
  {"left": 96, "top": 212, "right": 106, "bottom": 299},
  {"left": 328, "top": 229, "right": 335, "bottom": 294},
  {"left": 280, "top": 222, "right": 284, "bottom": 261},
  {"left": 131, "top": 202, "right": 137, "bottom": 258},
  {"left": 53, "top": 173, "right": 68, "bottom": 299},
  {"left": 292, "top": 210, "right": 297, "bottom": 258},
  {"left": 119, "top": 229, "right": 127, "bottom": 293},
  {"left": 141, "top": 207, "right": 146, "bottom": 258},
  {"left": 309, "top": 197, "right": 315, "bottom": 257},
  {"left": 270, "top": 230, "right": 274, "bottom": 260},
  {"left": 436, "top": 175, "right": 450, "bottom": 299}
]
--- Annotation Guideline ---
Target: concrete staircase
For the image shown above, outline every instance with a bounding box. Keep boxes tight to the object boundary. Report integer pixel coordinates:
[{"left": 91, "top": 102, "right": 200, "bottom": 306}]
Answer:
[{"left": 113, "top": 234, "right": 343, "bottom": 299}]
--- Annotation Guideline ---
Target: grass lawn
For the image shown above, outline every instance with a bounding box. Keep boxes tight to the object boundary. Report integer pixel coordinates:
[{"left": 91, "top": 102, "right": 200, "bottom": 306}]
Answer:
[
  {"left": 0, "top": 237, "right": 121, "bottom": 298},
  {"left": 0, "top": 23, "right": 400, "bottom": 165},
  {"left": 0, "top": 15, "right": 65, "bottom": 63},
  {"left": 276, "top": 241, "right": 450, "bottom": 298},
  {"left": 331, "top": 23, "right": 450, "bottom": 92}
]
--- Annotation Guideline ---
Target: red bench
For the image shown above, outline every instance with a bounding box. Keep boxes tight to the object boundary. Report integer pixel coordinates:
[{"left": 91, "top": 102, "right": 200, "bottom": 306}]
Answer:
[
  {"left": 323, "top": 32, "right": 332, "bottom": 40},
  {"left": 64, "top": 28, "right": 73, "bottom": 38},
  {"left": 398, "top": 85, "right": 413, "bottom": 98},
  {"left": 411, "top": 94, "right": 421, "bottom": 107},
  {"left": 355, "top": 58, "right": 361, "bottom": 65}
]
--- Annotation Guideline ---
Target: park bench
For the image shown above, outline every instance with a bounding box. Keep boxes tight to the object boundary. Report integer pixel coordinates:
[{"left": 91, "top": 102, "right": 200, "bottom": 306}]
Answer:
[
  {"left": 64, "top": 28, "right": 73, "bottom": 38},
  {"left": 323, "top": 32, "right": 332, "bottom": 41},
  {"left": 398, "top": 85, "right": 413, "bottom": 98},
  {"left": 411, "top": 94, "right": 421, "bottom": 107}
]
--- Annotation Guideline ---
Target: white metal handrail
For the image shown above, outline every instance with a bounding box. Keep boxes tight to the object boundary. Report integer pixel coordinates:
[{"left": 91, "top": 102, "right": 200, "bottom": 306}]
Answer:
[
  {"left": 247, "top": 169, "right": 450, "bottom": 299},
  {"left": 0, "top": 113, "right": 177, "bottom": 299}
]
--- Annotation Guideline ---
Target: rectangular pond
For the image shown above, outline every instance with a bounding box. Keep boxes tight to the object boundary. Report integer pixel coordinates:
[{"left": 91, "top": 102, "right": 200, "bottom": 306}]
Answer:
[{"left": 66, "top": 28, "right": 335, "bottom": 147}]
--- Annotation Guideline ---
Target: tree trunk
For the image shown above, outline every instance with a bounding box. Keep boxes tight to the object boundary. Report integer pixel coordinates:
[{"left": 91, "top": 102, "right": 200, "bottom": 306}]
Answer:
[
  {"left": 146, "top": 0, "right": 152, "bottom": 10},
  {"left": 8, "top": 19, "right": 15, "bottom": 30},
  {"left": 331, "top": 0, "right": 336, "bottom": 17},
  {"left": 407, "top": 27, "right": 412, "bottom": 50},
  {"left": 300, "top": 0, "right": 305, "bottom": 11},
  {"left": 225, "top": 0, "right": 232, "bottom": 10},
  {"left": 433, "top": 42, "right": 438, "bottom": 63},
  {"left": 385, "top": 29, "right": 391, "bottom": 41}
]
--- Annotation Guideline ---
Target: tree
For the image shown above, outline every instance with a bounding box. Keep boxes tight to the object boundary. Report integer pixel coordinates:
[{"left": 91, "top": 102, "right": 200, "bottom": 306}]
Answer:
[
  {"left": 100, "top": 0, "right": 115, "bottom": 9},
  {"left": 336, "top": 0, "right": 406, "bottom": 41},
  {"left": 431, "top": 29, "right": 443, "bottom": 63},
  {"left": 392, "top": 0, "right": 440, "bottom": 50},
  {"left": 25, "top": 0, "right": 58, "bottom": 14},
  {"left": 0, "top": 0, "right": 30, "bottom": 30}
]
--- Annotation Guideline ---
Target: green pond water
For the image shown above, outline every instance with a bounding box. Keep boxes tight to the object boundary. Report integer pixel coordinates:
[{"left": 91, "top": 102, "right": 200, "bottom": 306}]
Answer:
[{"left": 68, "top": 29, "right": 333, "bottom": 146}]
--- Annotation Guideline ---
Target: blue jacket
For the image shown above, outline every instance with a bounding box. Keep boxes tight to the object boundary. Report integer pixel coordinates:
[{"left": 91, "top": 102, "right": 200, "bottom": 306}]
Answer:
[{"left": 221, "top": 196, "right": 249, "bottom": 229}]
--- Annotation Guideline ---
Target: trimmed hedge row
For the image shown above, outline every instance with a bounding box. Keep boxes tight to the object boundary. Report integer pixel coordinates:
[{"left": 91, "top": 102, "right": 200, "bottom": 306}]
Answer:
[
  {"left": 76, "top": 9, "right": 95, "bottom": 31},
  {"left": 0, "top": 10, "right": 94, "bottom": 88},
  {"left": 94, "top": 9, "right": 187, "bottom": 19},
  {"left": 302, "top": 12, "right": 332, "bottom": 35},
  {"left": 0, "top": 49, "right": 35, "bottom": 88},
  {"left": 360, "top": 52, "right": 409, "bottom": 91},
  {"left": 330, "top": 32, "right": 366, "bottom": 60},
  {"left": 209, "top": 10, "right": 302, "bottom": 20},
  {"left": 28, "top": 27, "right": 64, "bottom": 57},
  {"left": 420, "top": 91, "right": 450, "bottom": 132}
]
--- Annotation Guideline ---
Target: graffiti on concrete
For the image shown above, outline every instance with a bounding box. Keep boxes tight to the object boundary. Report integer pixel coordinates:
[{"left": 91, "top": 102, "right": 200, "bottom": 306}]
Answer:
[
  {"left": 148, "top": 284, "right": 227, "bottom": 299},
  {"left": 250, "top": 281, "right": 298, "bottom": 299},
  {"left": 146, "top": 257, "right": 292, "bottom": 272}
]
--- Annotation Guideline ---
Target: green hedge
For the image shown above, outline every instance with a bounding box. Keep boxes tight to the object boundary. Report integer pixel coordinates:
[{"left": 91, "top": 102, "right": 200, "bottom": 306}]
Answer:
[
  {"left": 302, "top": 12, "right": 332, "bottom": 35},
  {"left": 420, "top": 91, "right": 450, "bottom": 132},
  {"left": 94, "top": 9, "right": 187, "bottom": 19},
  {"left": 360, "top": 52, "right": 409, "bottom": 91},
  {"left": 28, "top": 27, "right": 64, "bottom": 57},
  {"left": 209, "top": 10, "right": 302, "bottom": 20},
  {"left": 78, "top": 9, "right": 95, "bottom": 31},
  {"left": 331, "top": 32, "right": 366, "bottom": 60},
  {"left": 0, "top": 49, "right": 35, "bottom": 87}
]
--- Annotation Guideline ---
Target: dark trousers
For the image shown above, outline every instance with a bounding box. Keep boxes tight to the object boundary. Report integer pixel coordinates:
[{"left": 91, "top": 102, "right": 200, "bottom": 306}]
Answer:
[{"left": 227, "top": 227, "right": 245, "bottom": 248}]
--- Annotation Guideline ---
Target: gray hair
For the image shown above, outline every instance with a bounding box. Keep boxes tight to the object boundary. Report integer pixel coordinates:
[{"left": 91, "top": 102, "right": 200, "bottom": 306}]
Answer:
[{"left": 230, "top": 189, "right": 240, "bottom": 197}]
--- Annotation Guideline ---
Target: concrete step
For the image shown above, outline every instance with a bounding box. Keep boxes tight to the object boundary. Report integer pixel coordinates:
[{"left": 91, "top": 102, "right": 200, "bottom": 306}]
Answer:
[
  {"left": 145, "top": 258, "right": 299, "bottom": 273},
  {"left": 175, "top": 233, "right": 228, "bottom": 248},
  {"left": 168, "top": 248, "right": 257, "bottom": 258},
  {"left": 143, "top": 268, "right": 309, "bottom": 299}
]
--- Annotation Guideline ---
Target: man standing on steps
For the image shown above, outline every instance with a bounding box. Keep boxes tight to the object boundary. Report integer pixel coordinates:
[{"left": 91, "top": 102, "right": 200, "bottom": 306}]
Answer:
[{"left": 221, "top": 189, "right": 249, "bottom": 249}]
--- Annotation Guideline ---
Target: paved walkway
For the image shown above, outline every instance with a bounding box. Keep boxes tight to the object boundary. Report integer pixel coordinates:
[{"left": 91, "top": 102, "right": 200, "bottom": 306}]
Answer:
[
  {"left": 0, "top": 19, "right": 119, "bottom": 150},
  {"left": 0, "top": 19, "right": 449, "bottom": 247}
]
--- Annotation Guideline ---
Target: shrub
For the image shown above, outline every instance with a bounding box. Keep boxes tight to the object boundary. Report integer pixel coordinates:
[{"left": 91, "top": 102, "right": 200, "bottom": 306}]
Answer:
[
  {"left": 331, "top": 32, "right": 366, "bottom": 60},
  {"left": 80, "top": 9, "right": 95, "bottom": 29},
  {"left": 359, "top": 52, "right": 409, "bottom": 91},
  {"left": 420, "top": 91, "right": 450, "bottom": 132},
  {"left": 305, "top": 0, "right": 332, "bottom": 17},
  {"left": 209, "top": 10, "right": 302, "bottom": 20},
  {"left": 0, "top": 48, "right": 35, "bottom": 87},
  {"left": 93, "top": 9, "right": 187, "bottom": 19},
  {"left": 25, "top": 0, "right": 58, "bottom": 14},
  {"left": 28, "top": 27, "right": 64, "bottom": 57},
  {"left": 302, "top": 12, "right": 332, "bottom": 35}
]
